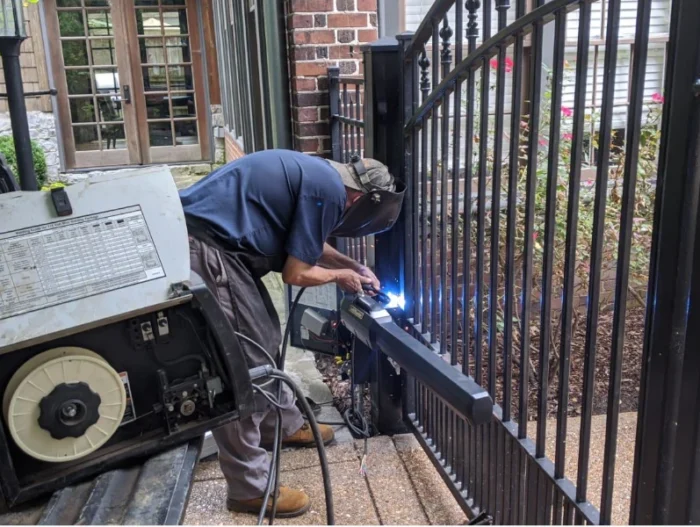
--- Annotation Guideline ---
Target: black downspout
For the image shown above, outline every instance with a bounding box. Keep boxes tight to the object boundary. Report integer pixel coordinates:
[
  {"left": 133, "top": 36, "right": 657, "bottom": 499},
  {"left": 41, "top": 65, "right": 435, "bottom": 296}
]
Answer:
[
  {"left": 261, "top": 0, "right": 292, "bottom": 150},
  {"left": 0, "top": 38, "right": 37, "bottom": 191}
]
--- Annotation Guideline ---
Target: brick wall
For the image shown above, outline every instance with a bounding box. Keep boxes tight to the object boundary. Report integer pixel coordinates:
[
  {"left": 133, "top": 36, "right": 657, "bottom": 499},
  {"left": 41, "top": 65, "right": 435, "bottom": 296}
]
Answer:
[{"left": 285, "top": 0, "right": 378, "bottom": 156}]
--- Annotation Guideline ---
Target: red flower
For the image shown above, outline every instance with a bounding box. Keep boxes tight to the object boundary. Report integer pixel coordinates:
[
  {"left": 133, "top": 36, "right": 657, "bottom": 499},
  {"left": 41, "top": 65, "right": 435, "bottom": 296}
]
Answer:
[
  {"left": 561, "top": 106, "right": 573, "bottom": 117},
  {"left": 489, "top": 57, "right": 514, "bottom": 73},
  {"left": 563, "top": 132, "right": 573, "bottom": 141},
  {"left": 651, "top": 92, "right": 665, "bottom": 104}
]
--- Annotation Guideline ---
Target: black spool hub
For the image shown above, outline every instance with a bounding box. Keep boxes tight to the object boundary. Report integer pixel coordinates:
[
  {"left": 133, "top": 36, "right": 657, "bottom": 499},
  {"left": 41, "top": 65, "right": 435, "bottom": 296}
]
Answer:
[{"left": 38, "top": 382, "right": 102, "bottom": 440}]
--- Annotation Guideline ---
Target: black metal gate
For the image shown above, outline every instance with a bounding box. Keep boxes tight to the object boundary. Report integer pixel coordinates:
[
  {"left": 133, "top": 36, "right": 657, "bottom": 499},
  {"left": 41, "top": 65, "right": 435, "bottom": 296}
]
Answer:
[{"left": 348, "top": 0, "right": 700, "bottom": 524}]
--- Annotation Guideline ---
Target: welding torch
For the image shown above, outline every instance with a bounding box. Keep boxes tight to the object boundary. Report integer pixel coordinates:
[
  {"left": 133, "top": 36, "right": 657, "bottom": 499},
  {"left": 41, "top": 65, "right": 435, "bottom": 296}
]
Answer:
[{"left": 361, "top": 283, "right": 391, "bottom": 305}]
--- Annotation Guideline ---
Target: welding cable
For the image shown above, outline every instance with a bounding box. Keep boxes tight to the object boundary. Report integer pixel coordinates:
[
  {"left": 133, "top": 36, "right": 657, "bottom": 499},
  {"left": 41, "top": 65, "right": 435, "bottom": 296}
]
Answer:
[
  {"left": 234, "top": 331, "right": 279, "bottom": 389},
  {"left": 234, "top": 331, "right": 277, "bottom": 369},
  {"left": 342, "top": 407, "right": 370, "bottom": 439},
  {"left": 280, "top": 288, "right": 307, "bottom": 370},
  {"left": 249, "top": 367, "right": 334, "bottom": 526},
  {"left": 270, "top": 370, "right": 334, "bottom": 525},
  {"left": 254, "top": 385, "right": 283, "bottom": 526},
  {"left": 269, "top": 287, "right": 307, "bottom": 523}
]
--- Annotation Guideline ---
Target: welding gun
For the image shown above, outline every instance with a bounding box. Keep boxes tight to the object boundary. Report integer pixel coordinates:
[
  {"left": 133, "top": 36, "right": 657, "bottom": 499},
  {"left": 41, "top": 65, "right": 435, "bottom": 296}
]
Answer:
[{"left": 361, "top": 283, "right": 391, "bottom": 306}]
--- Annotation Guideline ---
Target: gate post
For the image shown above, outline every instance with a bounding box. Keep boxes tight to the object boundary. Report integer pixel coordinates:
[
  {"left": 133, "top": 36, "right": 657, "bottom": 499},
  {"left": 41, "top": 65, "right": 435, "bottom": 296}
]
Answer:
[
  {"left": 328, "top": 67, "right": 342, "bottom": 162},
  {"left": 327, "top": 66, "right": 348, "bottom": 256},
  {"left": 630, "top": 0, "right": 700, "bottom": 523},
  {"left": 362, "top": 36, "right": 411, "bottom": 434}
]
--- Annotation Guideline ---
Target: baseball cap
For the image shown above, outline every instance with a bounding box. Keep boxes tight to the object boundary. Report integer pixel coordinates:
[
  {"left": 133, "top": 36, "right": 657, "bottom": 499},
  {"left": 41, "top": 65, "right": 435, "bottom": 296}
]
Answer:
[{"left": 326, "top": 158, "right": 396, "bottom": 193}]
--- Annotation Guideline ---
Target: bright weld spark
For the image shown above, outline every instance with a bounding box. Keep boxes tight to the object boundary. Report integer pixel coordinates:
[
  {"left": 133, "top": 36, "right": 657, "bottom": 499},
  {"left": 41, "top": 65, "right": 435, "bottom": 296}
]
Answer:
[{"left": 385, "top": 293, "right": 405, "bottom": 310}]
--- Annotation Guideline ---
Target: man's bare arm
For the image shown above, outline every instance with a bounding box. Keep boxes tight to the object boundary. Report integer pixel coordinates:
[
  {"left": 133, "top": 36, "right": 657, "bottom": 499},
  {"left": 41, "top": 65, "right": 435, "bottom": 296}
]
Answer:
[
  {"left": 282, "top": 255, "right": 371, "bottom": 293},
  {"left": 318, "top": 243, "right": 363, "bottom": 271},
  {"left": 319, "top": 243, "right": 381, "bottom": 290}
]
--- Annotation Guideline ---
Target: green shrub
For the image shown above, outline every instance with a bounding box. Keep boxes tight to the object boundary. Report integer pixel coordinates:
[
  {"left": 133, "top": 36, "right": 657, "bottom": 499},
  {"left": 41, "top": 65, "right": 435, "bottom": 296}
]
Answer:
[{"left": 0, "top": 135, "right": 48, "bottom": 188}]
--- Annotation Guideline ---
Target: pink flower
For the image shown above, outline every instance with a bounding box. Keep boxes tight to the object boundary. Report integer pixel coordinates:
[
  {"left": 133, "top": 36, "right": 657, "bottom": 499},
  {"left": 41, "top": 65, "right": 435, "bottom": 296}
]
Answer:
[
  {"left": 533, "top": 232, "right": 539, "bottom": 241},
  {"left": 563, "top": 132, "right": 573, "bottom": 141},
  {"left": 489, "top": 57, "right": 514, "bottom": 73},
  {"left": 651, "top": 92, "right": 665, "bottom": 104},
  {"left": 538, "top": 138, "right": 548, "bottom": 147},
  {"left": 561, "top": 106, "right": 573, "bottom": 117}
]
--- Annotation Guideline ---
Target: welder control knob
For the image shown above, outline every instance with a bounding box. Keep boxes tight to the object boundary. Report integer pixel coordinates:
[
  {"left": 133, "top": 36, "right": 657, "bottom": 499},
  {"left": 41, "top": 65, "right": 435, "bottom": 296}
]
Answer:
[
  {"left": 180, "top": 400, "right": 196, "bottom": 416},
  {"left": 38, "top": 382, "right": 102, "bottom": 440}
]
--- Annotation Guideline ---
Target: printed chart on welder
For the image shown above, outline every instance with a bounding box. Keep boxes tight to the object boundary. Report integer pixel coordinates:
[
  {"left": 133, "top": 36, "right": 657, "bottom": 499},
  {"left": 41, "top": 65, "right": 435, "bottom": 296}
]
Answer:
[{"left": 0, "top": 205, "right": 165, "bottom": 320}]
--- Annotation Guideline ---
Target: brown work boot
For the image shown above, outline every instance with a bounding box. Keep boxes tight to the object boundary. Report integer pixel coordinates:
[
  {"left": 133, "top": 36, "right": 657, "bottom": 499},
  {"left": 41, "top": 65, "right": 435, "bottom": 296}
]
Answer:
[
  {"left": 283, "top": 422, "right": 335, "bottom": 448},
  {"left": 227, "top": 486, "right": 310, "bottom": 518}
]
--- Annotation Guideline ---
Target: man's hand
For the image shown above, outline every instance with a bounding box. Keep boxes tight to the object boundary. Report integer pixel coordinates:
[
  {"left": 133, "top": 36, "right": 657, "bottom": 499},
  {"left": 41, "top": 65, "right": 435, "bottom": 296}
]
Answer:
[
  {"left": 282, "top": 256, "right": 370, "bottom": 293},
  {"left": 358, "top": 266, "right": 380, "bottom": 292},
  {"left": 334, "top": 269, "right": 372, "bottom": 293}
]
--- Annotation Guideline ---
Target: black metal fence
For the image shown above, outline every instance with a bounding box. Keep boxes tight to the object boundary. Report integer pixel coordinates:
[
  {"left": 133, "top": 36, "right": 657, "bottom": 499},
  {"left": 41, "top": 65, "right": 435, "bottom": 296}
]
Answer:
[
  {"left": 354, "top": 0, "right": 700, "bottom": 524},
  {"left": 328, "top": 66, "right": 371, "bottom": 267}
]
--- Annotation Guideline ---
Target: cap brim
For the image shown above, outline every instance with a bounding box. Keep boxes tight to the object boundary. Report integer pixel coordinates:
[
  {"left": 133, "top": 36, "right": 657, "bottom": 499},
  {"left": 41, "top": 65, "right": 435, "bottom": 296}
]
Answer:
[{"left": 326, "top": 159, "right": 363, "bottom": 191}]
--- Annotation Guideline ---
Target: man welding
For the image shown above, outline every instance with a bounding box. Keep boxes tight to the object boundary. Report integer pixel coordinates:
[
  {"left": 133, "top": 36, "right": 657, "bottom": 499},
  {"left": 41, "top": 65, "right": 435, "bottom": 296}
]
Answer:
[{"left": 179, "top": 149, "right": 405, "bottom": 517}]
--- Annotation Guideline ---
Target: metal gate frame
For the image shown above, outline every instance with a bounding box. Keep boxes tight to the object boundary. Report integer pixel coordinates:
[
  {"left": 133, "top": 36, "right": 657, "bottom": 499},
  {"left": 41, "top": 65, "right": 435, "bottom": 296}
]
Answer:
[{"left": 355, "top": 0, "right": 700, "bottom": 524}]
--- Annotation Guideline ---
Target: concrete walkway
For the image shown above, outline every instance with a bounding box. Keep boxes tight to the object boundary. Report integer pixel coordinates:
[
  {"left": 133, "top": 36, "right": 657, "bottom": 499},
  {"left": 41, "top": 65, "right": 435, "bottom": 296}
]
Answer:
[
  {"left": 185, "top": 274, "right": 466, "bottom": 525},
  {"left": 184, "top": 434, "right": 467, "bottom": 525}
]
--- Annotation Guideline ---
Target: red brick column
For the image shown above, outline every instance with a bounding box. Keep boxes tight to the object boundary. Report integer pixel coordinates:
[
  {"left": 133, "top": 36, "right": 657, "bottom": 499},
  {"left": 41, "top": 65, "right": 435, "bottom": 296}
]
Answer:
[{"left": 285, "top": 0, "right": 378, "bottom": 156}]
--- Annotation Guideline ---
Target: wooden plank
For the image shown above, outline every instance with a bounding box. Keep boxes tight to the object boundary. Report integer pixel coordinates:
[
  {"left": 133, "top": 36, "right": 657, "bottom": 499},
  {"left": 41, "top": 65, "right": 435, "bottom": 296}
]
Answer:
[
  {"left": 43, "top": 0, "right": 76, "bottom": 169},
  {"left": 27, "top": 2, "right": 52, "bottom": 112},
  {"left": 188, "top": 0, "right": 211, "bottom": 162},
  {"left": 201, "top": 0, "right": 221, "bottom": 106}
]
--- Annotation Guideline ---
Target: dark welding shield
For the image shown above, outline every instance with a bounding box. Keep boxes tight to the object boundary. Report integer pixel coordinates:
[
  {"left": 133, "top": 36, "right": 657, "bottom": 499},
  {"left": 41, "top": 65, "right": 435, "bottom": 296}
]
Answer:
[{"left": 327, "top": 158, "right": 406, "bottom": 238}]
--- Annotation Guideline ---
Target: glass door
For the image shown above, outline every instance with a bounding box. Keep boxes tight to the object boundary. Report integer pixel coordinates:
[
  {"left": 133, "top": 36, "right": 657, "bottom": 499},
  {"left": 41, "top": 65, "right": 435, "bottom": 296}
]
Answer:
[
  {"left": 47, "top": 0, "right": 141, "bottom": 169},
  {"left": 46, "top": 0, "right": 210, "bottom": 170},
  {"left": 126, "top": 0, "right": 209, "bottom": 164}
]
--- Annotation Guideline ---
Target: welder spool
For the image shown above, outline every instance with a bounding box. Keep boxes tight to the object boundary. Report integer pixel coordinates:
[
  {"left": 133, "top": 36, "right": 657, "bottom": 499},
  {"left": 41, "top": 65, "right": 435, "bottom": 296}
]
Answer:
[{"left": 2, "top": 347, "right": 127, "bottom": 463}]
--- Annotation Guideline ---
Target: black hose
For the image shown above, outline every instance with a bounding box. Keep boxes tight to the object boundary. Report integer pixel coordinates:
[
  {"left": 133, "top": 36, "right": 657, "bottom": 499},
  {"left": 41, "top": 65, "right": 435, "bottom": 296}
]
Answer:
[
  {"left": 280, "top": 288, "right": 306, "bottom": 370},
  {"left": 257, "top": 407, "right": 282, "bottom": 525},
  {"left": 256, "top": 287, "right": 307, "bottom": 525},
  {"left": 269, "top": 287, "right": 306, "bottom": 524},
  {"left": 271, "top": 370, "right": 334, "bottom": 525}
]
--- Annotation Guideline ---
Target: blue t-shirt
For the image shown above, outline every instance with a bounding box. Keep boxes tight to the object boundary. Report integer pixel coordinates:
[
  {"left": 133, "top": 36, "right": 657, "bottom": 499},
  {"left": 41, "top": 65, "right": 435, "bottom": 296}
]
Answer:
[{"left": 180, "top": 149, "right": 346, "bottom": 266}]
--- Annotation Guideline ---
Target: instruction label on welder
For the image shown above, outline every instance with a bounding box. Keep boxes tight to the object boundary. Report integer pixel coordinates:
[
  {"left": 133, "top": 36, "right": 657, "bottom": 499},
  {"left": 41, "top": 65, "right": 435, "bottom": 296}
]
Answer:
[{"left": 0, "top": 206, "right": 165, "bottom": 320}]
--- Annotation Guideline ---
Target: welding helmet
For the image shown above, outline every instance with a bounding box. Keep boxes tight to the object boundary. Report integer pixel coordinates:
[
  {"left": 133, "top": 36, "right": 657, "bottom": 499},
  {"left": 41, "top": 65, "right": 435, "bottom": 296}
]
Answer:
[{"left": 327, "top": 157, "right": 406, "bottom": 238}]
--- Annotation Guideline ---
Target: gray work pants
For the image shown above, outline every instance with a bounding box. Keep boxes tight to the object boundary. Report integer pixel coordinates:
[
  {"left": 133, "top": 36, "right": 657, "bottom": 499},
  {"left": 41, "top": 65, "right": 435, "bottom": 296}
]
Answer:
[{"left": 189, "top": 235, "right": 304, "bottom": 500}]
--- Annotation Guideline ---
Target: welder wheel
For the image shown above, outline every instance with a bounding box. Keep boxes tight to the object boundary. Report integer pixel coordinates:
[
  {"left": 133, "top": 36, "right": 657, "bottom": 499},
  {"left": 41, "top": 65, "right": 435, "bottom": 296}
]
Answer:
[{"left": 2, "top": 347, "right": 127, "bottom": 463}]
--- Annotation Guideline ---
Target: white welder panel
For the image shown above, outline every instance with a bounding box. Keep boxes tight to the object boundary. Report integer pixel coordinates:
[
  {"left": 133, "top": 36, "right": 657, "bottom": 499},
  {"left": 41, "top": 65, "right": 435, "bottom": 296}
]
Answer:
[{"left": 0, "top": 166, "right": 189, "bottom": 352}]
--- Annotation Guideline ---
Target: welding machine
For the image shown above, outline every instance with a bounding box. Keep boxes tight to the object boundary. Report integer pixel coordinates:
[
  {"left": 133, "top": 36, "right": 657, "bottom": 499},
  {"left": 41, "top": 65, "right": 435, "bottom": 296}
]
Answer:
[{"left": 0, "top": 167, "right": 254, "bottom": 510}]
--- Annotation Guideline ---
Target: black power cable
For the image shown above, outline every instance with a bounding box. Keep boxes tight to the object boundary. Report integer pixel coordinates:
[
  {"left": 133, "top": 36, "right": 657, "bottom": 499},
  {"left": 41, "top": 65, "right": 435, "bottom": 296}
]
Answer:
[
  {"left": 258, "top": 287, "right": 306, "bottom": 525},
  {"left": 271, "top": 370, "right": 334, "bottom": 525},
  {"left": 249, "top": 365, "right": 334, "bottom": 526}
]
